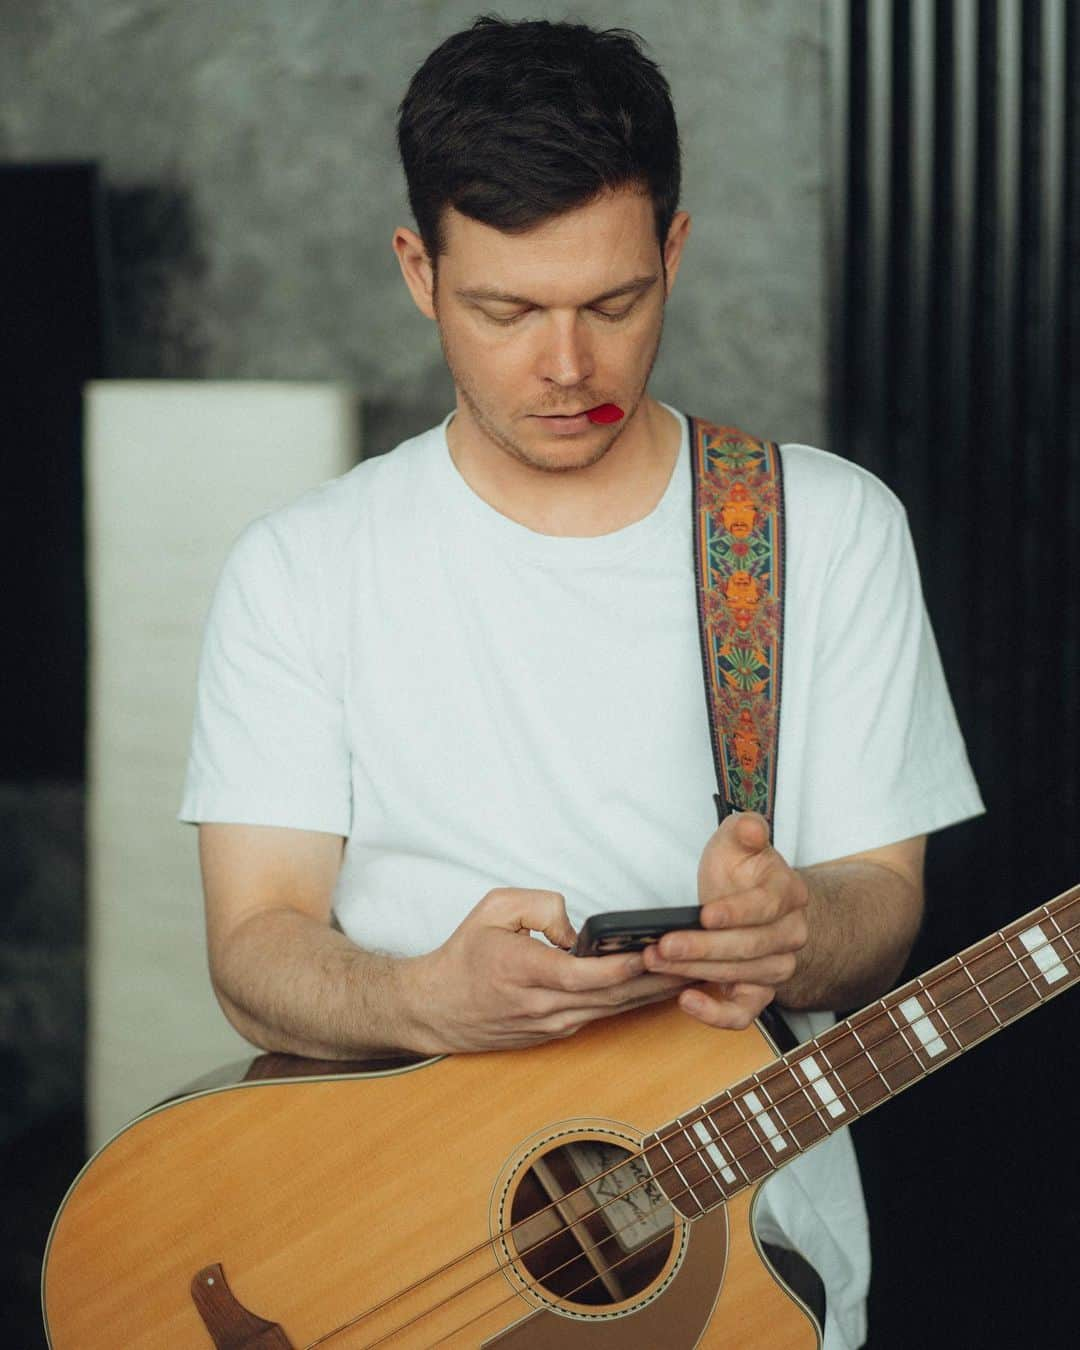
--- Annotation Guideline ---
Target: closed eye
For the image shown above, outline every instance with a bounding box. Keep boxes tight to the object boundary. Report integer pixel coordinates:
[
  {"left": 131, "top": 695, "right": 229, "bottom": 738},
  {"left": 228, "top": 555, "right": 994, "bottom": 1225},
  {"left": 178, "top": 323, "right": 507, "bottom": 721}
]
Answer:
[{"left": 483, "top": 305, "right": 636, "bottom": 326}]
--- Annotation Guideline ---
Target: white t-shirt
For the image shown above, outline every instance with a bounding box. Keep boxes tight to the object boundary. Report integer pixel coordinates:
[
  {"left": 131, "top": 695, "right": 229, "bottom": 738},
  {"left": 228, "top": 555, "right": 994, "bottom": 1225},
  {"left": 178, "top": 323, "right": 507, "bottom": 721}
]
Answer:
[{"left": 180, "top": 403, "right": 984, "bottom": 1349}]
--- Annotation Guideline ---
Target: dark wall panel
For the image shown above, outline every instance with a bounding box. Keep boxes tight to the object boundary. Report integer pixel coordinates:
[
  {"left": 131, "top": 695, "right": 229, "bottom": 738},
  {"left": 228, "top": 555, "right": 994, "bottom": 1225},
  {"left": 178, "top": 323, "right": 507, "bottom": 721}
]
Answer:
[
  {"left": 828, "top": 2, "right": 1078, "bottom": 1345},
  {"left": 0, "top": 163, "right": 109, "bottom": 781}
]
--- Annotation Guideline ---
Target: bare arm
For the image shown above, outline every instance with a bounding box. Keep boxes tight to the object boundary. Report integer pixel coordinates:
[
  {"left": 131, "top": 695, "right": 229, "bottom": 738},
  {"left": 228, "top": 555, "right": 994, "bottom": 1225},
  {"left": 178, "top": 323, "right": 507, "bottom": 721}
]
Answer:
[
  {"left": 200, "top": 823, "right": 420, "bottom": 1059},
  {"left": 779, "top": 839, "right": 924, "bottom": 1010},
  {"left": 200, "top": 822, "right": 689, "bottom": 1059}
]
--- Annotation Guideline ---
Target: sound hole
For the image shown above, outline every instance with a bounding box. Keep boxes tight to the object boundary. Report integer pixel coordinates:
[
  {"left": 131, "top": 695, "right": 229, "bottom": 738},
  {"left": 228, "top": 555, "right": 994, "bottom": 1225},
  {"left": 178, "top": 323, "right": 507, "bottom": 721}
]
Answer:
[{"left": 508, "top": 1138, "right": 675, "bottom": 1307}]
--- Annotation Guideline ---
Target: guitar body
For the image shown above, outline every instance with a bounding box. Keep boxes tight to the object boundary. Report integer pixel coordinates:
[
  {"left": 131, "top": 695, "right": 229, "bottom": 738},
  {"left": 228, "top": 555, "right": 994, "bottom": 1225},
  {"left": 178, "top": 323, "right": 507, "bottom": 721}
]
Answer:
[{"left": 43, "top": 1001, "right": 820, "bottom": 1349}]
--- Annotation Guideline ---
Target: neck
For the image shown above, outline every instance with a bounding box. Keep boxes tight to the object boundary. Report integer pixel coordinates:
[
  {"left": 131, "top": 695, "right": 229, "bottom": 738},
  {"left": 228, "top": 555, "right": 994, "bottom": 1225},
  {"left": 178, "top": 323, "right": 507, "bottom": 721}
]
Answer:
[
  {"left": 446, "top": 397, "right": 681, "bottom": 537},
  {"left": 642, "top": 882, "right": 1080, "bottom": 1221}
]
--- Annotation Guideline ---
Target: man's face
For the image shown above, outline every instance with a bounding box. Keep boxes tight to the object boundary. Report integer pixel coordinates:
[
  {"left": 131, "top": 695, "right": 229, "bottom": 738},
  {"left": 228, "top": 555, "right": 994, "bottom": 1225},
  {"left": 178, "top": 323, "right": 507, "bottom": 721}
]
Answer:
[{"left": 394, "top": 187, "right": 690, "bottom": 474}]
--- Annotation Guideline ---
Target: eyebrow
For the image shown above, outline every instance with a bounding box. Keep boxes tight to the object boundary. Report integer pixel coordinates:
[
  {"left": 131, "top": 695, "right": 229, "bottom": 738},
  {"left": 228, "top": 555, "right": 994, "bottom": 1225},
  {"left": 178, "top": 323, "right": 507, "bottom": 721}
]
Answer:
[{"left": 453, "top": 272, "right": 659, "bottom": 308}]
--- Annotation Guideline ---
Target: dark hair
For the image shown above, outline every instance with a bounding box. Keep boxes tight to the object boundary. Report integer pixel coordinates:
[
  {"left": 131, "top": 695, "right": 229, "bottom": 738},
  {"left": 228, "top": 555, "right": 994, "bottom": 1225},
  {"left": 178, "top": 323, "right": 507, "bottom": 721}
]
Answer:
[{"left": 396, "top": 14, "right": 682, "bottom": 283}]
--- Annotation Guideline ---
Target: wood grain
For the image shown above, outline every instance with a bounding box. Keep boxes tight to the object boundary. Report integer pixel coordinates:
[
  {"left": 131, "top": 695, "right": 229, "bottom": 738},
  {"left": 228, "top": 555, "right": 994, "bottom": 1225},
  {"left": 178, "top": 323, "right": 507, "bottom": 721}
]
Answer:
[{"left": 43, "top": 1001, "right": 819, "bottom": 1348}]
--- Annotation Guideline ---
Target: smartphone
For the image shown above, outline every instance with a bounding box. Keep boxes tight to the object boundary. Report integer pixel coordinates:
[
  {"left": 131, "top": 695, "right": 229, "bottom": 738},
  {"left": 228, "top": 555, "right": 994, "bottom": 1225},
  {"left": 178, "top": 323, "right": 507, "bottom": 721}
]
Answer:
[{"left": 572, "top": 906, "right": 702, "bottom": 956}]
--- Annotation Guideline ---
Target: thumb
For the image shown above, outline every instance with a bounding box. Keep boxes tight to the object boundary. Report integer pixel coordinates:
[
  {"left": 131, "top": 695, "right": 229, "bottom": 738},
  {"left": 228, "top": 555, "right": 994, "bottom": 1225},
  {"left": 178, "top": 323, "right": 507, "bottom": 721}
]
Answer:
[
  {"left": 727, "top": 810, "right": 771, "bottom": 855},
  {"left": 481, "top": 887, "right": 577, "bottom": 950},
  {"left": 699, "top": 811, "right": 771, "bottom": 899}
]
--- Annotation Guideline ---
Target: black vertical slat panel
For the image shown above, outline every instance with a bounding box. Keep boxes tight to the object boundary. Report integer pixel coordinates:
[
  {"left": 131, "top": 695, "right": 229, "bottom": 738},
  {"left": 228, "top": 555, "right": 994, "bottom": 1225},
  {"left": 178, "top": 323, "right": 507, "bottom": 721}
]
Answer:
[
  {"left": 996, "top": 0, "right": 1025, "bottom": 891},
  {"left": 829, "top": 3, "right": 1079, "bottom": 1343},
  {"left": 865, "top": 0, "right": 894, "bottom": 477},
  {"left": 895, "top": 0, "right": 934, "bottom": 564},
  {"left": 826, "top": 0, "right": 852, "bottom": 459},
  {"left": 829, "top": 1, "right": 1078, "bottom": 896},
  {"left": 1016, "top": 0, "right": 1056, "bottom": 884},
  {"left": 969, "top": 0, "right": 1018, "bottom": 895},
  {"left": 846, "top": 0, "right": 872, "bottom": 466},
  {"left": 885, "top": 1, "right": 911, "bottom": 503},
  {"left": 926, "top": 0, "right": 978, "bottom": 740},
  {"left": 1063, "top": 0, "right": 1080, "bottom": 845}
]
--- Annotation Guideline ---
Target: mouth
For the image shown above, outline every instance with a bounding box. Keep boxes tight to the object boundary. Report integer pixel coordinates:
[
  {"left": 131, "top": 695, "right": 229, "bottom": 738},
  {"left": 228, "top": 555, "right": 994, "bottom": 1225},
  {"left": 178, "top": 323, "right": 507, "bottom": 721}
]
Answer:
[{"left": 532, "top": 403, "right": 625, "bottom": 432}]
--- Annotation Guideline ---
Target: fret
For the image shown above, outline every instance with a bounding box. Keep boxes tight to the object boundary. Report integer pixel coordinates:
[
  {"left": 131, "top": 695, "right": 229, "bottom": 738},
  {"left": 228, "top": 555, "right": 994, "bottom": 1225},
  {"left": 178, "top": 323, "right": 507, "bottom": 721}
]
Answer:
[
  {"left": 881, "top": 997, "right": 946, "bottom": 1079},
  {"left": 792, "top": 1046, "right": 850, "bottom": 1119},
  {"left": 913, "top": 974, "right": 963, "bottom": 1053},
  {"left": 1041, "top": 905, "right": 1076, "bottom": 960},
  {"left": 654, "top": 1132, "right": 705, "bottom": 1219},
  {"left": 892, "top": 1007, "right": 944, "bottom": 1071},
  {"left": 922, "top": 959, "right": 999, "bottom": 1049},
  {"left": 997, "top": 931, "right": 1046, "bottom": 1017},
  {"left": 1014, "top": 922, "right": 1071, "bottom": 988},
  {"left": 673, "top": 1111, "right": 729, "bottom": 1209},
  {"left": 820, "top": 1024, "right": 891, "bottom": 1112},
  {"left": 960, "top": 958, "right": 1003, "bottom": 1029},
  {"left": 642, "top": 1107, "right": 740, "bottom": 1218},
  {"left": 657, "top": 1127, "right": 708, "bottom": 1217},
  {"left": 891, "top": 976, "right": 961, "bottom": 1070},
  {"left": 747, "top": 1070, "right": 808, "bottom": 1154},
  {"left": 641, "top": 884, "right": 1080, "bottom": 1232},
  {"left": 812, "top": 1042, "right": 859, "bottom": 1115},
  {"left": 1044, "top": 892, "right": 1080, "bottom": 956},
  {"left": 966, "top": 930, "right": 1041, "bottom": 1022},
  {"left": 847, "top": 1024, "right": 894, "bottom": 1104},
  {"left": 702, "top": 1096, "right": 772, "bottom": 1183},
  {"left": 683, "top": 1107, "right": 738, "bottom": 1191},
  {"left": 755, "top": 1064, "right": 832, "bottom": 1148},
  {"left": 857, "top": 1003, "right": 922, "bottom": 1090},
  {"left": 736, "top": 1079, "right": 792, "bottom": 1156}
]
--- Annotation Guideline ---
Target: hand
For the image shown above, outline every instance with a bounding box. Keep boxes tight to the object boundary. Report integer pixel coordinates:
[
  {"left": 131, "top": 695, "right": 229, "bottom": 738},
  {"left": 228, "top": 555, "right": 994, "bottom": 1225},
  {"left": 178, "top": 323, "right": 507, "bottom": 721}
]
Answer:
[
  {"left": 405, "top": 888, "right": 694, "bottom": 1054},
  {"left": 641, "top": 812, "right": 809, "bottom": 1029}
]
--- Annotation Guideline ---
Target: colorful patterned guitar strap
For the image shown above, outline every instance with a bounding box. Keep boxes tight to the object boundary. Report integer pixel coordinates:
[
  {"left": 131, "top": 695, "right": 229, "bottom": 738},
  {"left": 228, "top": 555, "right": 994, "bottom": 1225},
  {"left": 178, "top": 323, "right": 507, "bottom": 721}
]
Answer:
[{"left": 688, "top": 417, "right": 785, "bottom": 834}]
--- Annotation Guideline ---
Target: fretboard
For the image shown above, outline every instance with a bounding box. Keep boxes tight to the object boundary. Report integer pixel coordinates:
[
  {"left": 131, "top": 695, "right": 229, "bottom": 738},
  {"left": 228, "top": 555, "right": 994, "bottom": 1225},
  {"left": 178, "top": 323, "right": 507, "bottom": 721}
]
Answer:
[{"left": 643, "top": 881, "right": 1080, "bottom": 1219}]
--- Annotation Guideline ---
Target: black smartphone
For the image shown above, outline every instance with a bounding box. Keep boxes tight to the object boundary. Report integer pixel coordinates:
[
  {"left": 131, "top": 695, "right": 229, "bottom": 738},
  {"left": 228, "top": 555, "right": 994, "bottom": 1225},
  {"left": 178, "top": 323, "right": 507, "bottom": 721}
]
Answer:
[{"left": 572, "top": 906, "right": 702, "bottom": 956}]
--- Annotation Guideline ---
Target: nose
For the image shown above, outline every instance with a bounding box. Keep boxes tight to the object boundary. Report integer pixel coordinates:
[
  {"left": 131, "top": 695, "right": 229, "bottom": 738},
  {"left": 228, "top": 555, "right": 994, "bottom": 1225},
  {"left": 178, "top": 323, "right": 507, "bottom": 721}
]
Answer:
[{"left": 534, "top": 313, "right": 596, "bottom": 390}]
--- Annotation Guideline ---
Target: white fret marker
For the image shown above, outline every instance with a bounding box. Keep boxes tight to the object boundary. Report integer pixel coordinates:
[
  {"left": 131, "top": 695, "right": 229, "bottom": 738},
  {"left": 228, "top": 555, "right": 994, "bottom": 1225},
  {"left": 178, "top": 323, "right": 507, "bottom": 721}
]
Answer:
[
  {"left": 799, "top": 1053, "right": 845, "bottom": 1117},
  {"left": 692, "top": 1119, "right": 736, "bottom": 1183},
  {"left": 898, "top": 995, "right": 947, "bottom": 1057},
  {"left": 744, "top": 1090, "right": 788, "bottom": 1152},
  {"left": 1019, "top": 925, "right": 1067, "bottom": 984}
]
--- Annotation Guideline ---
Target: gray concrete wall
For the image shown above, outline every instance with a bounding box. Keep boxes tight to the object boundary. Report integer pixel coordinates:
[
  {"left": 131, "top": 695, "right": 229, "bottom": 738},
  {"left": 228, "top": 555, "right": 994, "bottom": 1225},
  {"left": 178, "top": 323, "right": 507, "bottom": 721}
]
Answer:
[{"left": 0, "top": 0, "right": 828, "bottom": 453}]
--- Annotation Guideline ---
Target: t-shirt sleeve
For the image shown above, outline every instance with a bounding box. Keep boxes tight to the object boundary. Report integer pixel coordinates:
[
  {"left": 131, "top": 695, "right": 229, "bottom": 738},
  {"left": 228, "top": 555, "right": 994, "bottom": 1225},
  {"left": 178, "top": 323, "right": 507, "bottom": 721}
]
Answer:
[
  {"left": 790, "top": 463, "right": 984, "bottom": 865},
  {"left": 178, "top": 515, "right": 351, "bottom": 835}
]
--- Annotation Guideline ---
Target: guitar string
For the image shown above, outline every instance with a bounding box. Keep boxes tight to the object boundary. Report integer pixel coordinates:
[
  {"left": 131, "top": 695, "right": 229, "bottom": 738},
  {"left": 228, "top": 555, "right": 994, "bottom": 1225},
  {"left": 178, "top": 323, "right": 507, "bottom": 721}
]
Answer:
[
  {"left": 371, "top": 930, "right": 1080, "bottom": 1350},
  {"left": 300, "top": 904, "right": 1079, "bottom": 1348},
  {"left": 303, "top": 908, "right": 1080, "bottom": 1349},
  {"left": 339, "top": 937, "right": 1080, "bottom": 1350},
  {"left": 426, "top": 1182, "right": 767, "bottom": 1349}
]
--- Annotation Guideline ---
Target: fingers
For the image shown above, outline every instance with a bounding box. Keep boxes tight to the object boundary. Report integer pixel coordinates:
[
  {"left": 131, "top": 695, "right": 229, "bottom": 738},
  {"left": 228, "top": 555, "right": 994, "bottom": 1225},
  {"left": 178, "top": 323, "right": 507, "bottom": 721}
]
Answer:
[
  {"left": 678, "top": 981, "right": 775, "bottom": 1030},
  {"left": 701, "top": 872, "right": 809, "bottom": 931},
  {"left": 644, "top": 950, "right": 798, "bottom": 987},
  {"left": 643, "top": 865, "right": 808, "bottom": 990},
  {"left": 478, "top": 887, "right": 577, "bottom": 951},
  {"left": 534, "top": 956, "right": 691, "bottom": 1003},
  {"left": 648, "top": 903, "right": 806, "bottom": 964},
  {"left": 531, "top": 976, "right": 697, "bottom": 1039}
]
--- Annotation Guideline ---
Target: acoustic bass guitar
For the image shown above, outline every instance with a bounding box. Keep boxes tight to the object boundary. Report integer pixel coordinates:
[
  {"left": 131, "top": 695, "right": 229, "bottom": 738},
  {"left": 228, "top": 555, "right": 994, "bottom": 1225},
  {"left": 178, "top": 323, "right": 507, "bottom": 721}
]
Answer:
[{"left": 42, "top": 881, "right": 1079, "bottom": 1348}]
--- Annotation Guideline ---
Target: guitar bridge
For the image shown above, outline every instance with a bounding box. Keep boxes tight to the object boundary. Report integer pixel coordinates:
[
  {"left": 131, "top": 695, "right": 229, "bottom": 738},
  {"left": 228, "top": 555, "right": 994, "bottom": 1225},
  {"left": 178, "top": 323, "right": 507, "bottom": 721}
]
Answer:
[{"left": 190, "top": 1264, "right": 294, "bottom": 1349}]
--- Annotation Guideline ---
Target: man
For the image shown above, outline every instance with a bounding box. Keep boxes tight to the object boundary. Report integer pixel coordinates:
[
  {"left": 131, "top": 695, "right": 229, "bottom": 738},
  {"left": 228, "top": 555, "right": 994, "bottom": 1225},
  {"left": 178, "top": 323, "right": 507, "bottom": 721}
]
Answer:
[{"left": 180, "top": 17, "right": 983, "bottom": 1349}]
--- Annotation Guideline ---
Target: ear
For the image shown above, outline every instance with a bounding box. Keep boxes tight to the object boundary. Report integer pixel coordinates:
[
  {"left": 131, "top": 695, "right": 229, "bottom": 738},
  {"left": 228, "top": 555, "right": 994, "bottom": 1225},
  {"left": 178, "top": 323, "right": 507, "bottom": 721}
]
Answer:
[
  {"left": 391, "top": 226, "right": 437, "bottom": 321},
  {"left": 662, "top": 211, "right": 692, "bottom": 297}
]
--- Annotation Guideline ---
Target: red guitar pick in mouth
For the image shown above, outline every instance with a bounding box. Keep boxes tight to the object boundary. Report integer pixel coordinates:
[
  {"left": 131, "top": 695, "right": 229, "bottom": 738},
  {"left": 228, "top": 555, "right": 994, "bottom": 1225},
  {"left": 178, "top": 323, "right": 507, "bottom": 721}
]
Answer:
[{"left": 586, "top": 403, "right": 624, "bottom": 424}]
